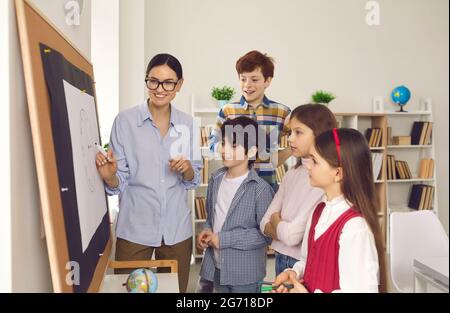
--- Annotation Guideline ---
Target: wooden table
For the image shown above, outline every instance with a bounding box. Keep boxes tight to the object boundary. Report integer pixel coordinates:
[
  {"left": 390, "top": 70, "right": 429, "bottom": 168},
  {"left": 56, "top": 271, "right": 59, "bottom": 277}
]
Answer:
[{"left": 100, "top": 273, "right": 179, "bottom": 293}]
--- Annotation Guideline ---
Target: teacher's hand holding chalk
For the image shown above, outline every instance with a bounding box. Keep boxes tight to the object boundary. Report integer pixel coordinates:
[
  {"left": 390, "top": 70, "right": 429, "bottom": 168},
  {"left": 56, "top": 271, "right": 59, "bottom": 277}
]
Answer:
[{"left": 95, "top": 144, "right": 118, "bottom": 188}]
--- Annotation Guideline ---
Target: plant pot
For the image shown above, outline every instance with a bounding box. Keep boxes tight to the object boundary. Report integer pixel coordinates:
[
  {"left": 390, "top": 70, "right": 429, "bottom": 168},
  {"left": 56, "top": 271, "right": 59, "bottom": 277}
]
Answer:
[{"left": 217, "top": 100, "right": 229, "bottom": 110}]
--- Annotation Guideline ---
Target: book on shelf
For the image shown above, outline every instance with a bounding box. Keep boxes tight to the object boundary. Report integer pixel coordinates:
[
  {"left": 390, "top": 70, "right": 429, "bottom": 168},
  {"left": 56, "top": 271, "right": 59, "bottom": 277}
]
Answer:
[
  {"left": 195, "top": 197, "right": 207, "bottom": 220},
  {"left": 371, "top": 152, "right": 383, "bottom": 181},
  {"left": 275, "top": 164, "right": 288, "bottom": 183},
  {"left": 386, "top": 155, "right": 411, "bottom": 180},
  {"left": 387, "top": 155, "right": 396, "bottom": 180},
  {"left": 201, "top": 158, "right": 209, "bottom": 184},
  {"left": 200, "top": 125, "right": 215, "bottom": 147},
  {"left": 279, "top": 135, "right": 289, "bottom": 149},
  {"left": 392, "top": 136, "right": 411, "bottom": 146},
  {"left": 411, "top": 121, "right": 433, "bottom": 145},
  {"left": 408, "top": 184, "right": 435, "bottom": 211},
  {"left": 387, "top": 127, "right": 392, "bottom": 145},
  {"left": 365, "top": 128, "right": 383, "bottom": 147},
  {"left": 395, "top": 161, "right": 412, "bottom": 179},
  {"left": 418, "top": 158, "right": 435, "bottom": 179},
  {"left": 387, "top": 155, "right": 412, "bottom": 180}
]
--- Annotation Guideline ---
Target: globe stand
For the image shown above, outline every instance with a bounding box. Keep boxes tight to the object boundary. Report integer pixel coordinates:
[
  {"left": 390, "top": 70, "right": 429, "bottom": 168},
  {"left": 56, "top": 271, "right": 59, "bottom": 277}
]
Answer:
[{"left": 396, "top": 103, "right": 408, "bottom": 113}]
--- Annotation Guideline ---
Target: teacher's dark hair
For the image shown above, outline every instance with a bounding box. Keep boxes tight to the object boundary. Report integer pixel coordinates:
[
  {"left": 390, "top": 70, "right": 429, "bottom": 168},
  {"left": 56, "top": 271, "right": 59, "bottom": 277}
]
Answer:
[{"left": 146, "top": 54, "right": 183, "bottom": 79}]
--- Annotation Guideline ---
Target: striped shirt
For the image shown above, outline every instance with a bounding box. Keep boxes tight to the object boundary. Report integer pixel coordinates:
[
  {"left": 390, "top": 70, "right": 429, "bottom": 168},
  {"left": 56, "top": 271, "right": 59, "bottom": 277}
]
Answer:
[{"left": 209, "top": 96, "right": 291, "bottom": 189}]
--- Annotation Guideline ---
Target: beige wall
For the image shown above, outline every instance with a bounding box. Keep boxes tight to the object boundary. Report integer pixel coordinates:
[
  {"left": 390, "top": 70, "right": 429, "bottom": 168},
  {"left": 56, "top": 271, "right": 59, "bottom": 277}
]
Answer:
[
  {"left": 30, "top": 0, "right": 91, "bottom": 58},
  {"left": 143, "top": 0, "right": 448, "bottom": 232},
  {"left": 0, "top": 0, "right": 12, "bottom": 293}
]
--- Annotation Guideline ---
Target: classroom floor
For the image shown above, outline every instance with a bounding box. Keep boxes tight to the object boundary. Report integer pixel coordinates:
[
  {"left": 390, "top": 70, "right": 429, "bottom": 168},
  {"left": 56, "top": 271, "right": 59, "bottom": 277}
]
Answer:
[{"left": 187, "top": 255, "right": 396, "bottom": 293}]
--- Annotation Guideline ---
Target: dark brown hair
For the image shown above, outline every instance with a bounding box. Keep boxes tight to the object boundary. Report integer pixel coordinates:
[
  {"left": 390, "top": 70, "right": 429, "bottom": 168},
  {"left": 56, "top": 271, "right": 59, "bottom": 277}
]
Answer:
[
  {"left": 290, "top": 104, "right": 338, "bottom": 168},
  {"left": 146, "top": 53, "right": 183, "bottom": 79},
  {"left": 314, "top": 128, "right": 387, "bottom": 293},
  {"left": 236, "top": 50, "right": 275, "bottom": 81},
  {"left": 220, "top": 117, "right": 260, "bottom": 167}
]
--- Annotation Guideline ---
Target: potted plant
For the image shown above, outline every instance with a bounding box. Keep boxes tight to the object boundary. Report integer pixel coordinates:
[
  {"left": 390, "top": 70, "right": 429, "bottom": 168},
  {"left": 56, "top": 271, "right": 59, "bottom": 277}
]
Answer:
[
  {"left": 212, "top": 86, "right": 235, "bottom": 109},
  {"left": 311, "top": 90, "right": 336, "bottom": 106}
]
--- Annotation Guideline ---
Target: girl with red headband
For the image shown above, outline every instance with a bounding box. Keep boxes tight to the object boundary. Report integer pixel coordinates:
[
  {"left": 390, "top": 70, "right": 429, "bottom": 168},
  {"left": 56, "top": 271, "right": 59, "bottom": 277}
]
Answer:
[{"left": 273, "top": 128, "right": 386, "bottom": 293}]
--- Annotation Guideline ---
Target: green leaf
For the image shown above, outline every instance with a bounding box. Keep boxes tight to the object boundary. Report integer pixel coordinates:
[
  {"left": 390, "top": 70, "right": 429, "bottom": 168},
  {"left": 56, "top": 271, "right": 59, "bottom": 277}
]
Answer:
[
  {"left": 311, "top": 90, "right": 336, "bottom": 104},
  {"left": 211, "top": 86, "right": 236, "bottom": 101}
]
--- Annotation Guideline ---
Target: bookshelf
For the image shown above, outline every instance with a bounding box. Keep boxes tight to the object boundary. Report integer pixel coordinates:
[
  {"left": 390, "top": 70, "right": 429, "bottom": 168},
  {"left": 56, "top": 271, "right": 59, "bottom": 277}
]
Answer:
[
  {"left": 385, "top": 109, "right": 437, "bottom": 253},
  {"left": 335, "top": 107, "right": 438, "bottom": 252},
  {"left": 189, "top": 98, "right": 294, "bottom": 260}
]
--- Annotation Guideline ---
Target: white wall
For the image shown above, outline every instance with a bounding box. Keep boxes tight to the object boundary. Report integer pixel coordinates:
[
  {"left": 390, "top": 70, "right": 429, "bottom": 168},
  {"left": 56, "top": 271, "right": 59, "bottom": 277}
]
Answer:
[
  {"left": 0, "top": 0, "right": 13, "bottom": 294},
  {"left": 92, "top": 0, "right": 145, "bottom": 138},
  {"left": 119, "top": 0, "right": 146, "bottom": 110},
  {"left": 29, "top": 0, "right": 91, "bottom": 58},
  {"left": 92, "top": 0, "right": 120, "bottom": 143},
  {"left": 92, "top": 0, "right": 147, "bottom": 222},
  {"left": 143, "top": 0, "right": 449, "bottom": 232},
  {"left": 1, "top": 0, "right": 92, "bottom": 292}
]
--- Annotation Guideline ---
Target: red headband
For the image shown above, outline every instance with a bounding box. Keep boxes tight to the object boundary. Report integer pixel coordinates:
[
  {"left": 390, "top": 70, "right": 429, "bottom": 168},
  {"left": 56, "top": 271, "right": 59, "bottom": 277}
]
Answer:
[{"left": 333, "top": 128, "right": 342, "bottom": 164}]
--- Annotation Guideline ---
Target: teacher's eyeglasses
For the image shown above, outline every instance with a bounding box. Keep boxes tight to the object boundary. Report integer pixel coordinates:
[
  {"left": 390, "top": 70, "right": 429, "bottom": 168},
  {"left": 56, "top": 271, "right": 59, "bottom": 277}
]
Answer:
[{"left": 145, "top": 78, "right": 179, "bottom": 92}]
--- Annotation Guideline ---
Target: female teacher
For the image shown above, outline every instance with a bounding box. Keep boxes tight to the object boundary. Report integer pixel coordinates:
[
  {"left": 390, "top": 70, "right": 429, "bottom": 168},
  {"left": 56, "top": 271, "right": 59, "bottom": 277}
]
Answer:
[{"left": 95, "top": 54, "right": 202, "bottom": 293}]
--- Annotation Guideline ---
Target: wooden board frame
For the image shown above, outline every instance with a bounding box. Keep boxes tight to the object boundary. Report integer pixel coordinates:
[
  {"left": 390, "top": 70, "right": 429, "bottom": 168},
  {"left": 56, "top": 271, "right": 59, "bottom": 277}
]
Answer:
[{"left": 15, "top": 0, "right": 112, "bottom": 293}]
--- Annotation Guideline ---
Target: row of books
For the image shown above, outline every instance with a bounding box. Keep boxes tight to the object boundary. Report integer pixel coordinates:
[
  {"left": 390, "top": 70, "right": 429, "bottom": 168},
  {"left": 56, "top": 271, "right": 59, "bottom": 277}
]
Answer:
[
  {"left": 195, "top": 197, "right": 207, "bottom": 220},
  {"left": 275, "top": 164, "right": 288, "bottom": 183},
  {"left": 387, "top": 155, "right": 412, "bottom": 180},
  {"left": 418, "top": 158, "right": 435, "bottom": 179},
  {"left": 200, "top": 158, "right": 209, "bottom": 184},
  {"left": 371, "top": 152, "right": 383, "bottom": 181},
  {"left": 200, "top": 126, "right": 214, "bottom": 147},
  {"left": 408, "top": 184, "right": 435, "bottom": 211},
  {"left": 365, "top": 128, "right": 383, "bottom": 147},
  {"left": 411, "top": 121, "right": 433, "bottom": 145},
  {"left": 279, "top": 135, "right": 289, "bottom": 148}
]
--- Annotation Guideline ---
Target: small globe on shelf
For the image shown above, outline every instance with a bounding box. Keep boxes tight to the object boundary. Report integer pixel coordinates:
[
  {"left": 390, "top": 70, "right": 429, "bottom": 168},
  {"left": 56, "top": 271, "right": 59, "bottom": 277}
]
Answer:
[
  {"left": 391, "top": 85, "right": 411, "bottom": 112},
  {"left": 125, "top": 268, "right": 158, "bottom": 293}
]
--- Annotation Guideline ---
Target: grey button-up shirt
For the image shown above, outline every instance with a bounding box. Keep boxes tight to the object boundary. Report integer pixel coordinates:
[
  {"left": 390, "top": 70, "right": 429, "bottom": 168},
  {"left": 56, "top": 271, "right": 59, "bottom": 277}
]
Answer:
[
  {"left": 106, "top": 102, "right": 202, "bottom": 247},
  {"left": 200, "top": 167, "right": 274, "bottom": 286}
]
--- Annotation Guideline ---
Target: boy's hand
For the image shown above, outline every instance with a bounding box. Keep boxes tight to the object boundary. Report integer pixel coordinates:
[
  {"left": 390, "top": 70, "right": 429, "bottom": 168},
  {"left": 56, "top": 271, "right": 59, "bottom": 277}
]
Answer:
[
  {"left": 196, "top": 229, "right": 212, "bottom": 250},
  {"left": 207, "top": 233, "right": 220, "bottom": 249}
]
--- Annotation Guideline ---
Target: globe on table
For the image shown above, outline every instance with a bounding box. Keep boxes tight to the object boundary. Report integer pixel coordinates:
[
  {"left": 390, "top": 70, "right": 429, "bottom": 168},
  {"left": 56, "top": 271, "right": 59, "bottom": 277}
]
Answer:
[
  {"left": 126, "top": 268, "right": 158, "bottom": 293},
  {"left": 391, "top": 85, "right": 411, "bottom": 112}
]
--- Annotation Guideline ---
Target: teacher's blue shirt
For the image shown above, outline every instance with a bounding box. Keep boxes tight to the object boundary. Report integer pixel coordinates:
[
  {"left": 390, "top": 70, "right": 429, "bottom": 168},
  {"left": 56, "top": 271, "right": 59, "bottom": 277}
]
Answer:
[{"left": 105, "top": 102, "right": 202, "bottom": 247}]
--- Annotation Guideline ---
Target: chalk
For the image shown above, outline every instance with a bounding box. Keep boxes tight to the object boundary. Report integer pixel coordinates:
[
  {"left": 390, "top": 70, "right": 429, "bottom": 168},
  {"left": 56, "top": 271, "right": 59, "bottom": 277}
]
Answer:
[
  {"left": 95, "top": 143, "right": 109, "bottom": 161},
  {"left": 260, "top": 281, "right": 294, "bottom": 292}
]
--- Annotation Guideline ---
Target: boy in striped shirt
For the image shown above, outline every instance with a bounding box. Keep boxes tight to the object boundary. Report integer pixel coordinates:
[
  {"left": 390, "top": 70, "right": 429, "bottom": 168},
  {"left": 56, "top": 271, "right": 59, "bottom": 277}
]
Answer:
[{"left": 209, "top": 50, "right": 292, "bottom": 192}]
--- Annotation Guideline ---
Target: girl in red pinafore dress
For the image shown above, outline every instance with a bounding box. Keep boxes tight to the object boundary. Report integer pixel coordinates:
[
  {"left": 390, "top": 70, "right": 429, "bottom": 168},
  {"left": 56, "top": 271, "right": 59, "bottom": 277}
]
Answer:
[{"left": 274, "top": 128, "right": 386, "bottom": 293}]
